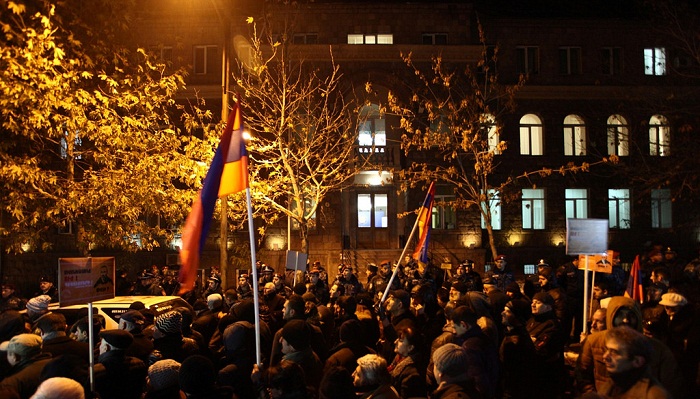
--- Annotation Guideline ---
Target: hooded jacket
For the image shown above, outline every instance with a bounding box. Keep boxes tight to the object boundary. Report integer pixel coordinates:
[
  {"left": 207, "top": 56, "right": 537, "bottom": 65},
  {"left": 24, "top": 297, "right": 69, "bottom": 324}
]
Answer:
[{"left": 575, "top": 296, "right": 684, "bottom": 397}]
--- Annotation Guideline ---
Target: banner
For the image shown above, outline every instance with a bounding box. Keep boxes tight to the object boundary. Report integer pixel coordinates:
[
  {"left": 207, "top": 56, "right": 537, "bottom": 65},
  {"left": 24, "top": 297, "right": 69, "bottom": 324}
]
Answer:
[{"left": 59, "top": 257, "right": 115, "bottom": 306}]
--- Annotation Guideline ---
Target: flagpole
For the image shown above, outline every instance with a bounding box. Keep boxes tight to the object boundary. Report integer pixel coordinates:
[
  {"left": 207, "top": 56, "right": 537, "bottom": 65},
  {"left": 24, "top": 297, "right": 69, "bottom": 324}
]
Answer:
[
  {"left": 379, "top": 182, "right": 435, "bottom": 305},
  {"left": 245, "top": 187, "right": 261, "bottom": 366},
  {"left": 582, "top": 256, "right": 590, "bottom": 339}
]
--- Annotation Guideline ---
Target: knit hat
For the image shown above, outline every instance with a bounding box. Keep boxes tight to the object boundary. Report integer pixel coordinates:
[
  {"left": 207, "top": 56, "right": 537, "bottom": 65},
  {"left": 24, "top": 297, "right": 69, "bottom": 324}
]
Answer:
[
  {"left": 33, "top": 377, "right": 85, "bottom": 399},
  {"left": 100, "top": 329, "right": 133, "bottom": 349},
  {"left": 505, "top": 282, "right": 521, "bottom": 296},
  {"left": 281, "top": 319, "right": 310, "bottom": 350},
  {"left": 532, "top": 291, "right": 554, "bottom": 307},
  {"left": 26, "top": 295, "right": 51, "bottom": 313},
  {"left": 155, "top": 310, "right": 182, "bottom": 335},
  {"left": 505, "top": 299, "right": 532, "bottom": 323},
  {"left": 451, "top": 281, "right": 469, "bottom": 294},
  {"left": 179, "top": 355, "right": 216, "bottom": 394},
  {"left": 0, "top": 333, "right": 42, "bottom": 358},
  {"left": 339, "top": 319, "right": 362, "bottom": 343},
  {"left": 659, "top": 292, "right": 688, "bottom": 307},
  {"left": 148, "top": 359, "right": 181, "bottom": 391}
]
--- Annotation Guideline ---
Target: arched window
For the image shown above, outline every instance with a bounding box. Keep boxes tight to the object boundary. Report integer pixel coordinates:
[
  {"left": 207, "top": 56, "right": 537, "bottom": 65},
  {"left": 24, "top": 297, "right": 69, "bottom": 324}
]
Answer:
[
  {"left": 649, "top": 115, "right": 670, "bottom": 156},
  {"left": 563, "top": 114, "right": 586, "bottom": 156},
  {"left": 607, "top": 114, "right": 628, "bottom": 156},
  {"left": 358, "top": 104, "right": 385, "bottom": 153},
  {"left": 519, "top": 114, "right": 543, "bottom": 155}
]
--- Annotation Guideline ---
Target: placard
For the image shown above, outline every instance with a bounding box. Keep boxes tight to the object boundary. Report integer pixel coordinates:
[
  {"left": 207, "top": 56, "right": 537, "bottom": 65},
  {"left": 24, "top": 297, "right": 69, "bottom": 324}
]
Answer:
[
  {"left": 578, "top": 250, "right": 614, "bottom": 273},
  {"left": 59, "top": 257, "right": 115, "bottom": 306},
  {"left": 285, "top": 250, "right": 308, "bottom": 272},
  {"left": 566, "top": 218, "right": 608, "bottom": 255}
]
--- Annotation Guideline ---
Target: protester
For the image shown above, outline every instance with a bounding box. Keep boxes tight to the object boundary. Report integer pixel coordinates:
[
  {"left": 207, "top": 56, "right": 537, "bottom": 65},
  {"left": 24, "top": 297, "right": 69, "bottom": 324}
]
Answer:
[
  {"left": 0, "top": 334, "right": 52, "bottom": 399},
  {"left": 93, "top": 329, "right": 147, "bottom": 399}
]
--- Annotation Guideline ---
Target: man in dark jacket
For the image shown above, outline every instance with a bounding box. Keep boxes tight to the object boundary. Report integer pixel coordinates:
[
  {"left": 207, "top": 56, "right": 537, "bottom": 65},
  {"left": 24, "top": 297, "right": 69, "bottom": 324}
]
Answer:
[
  {"left": 94, "top": 329, "right": 147, "bottom": 399},
  {"left": 431, "top": 343, "right": 483, "bottom": 399},
  {"left": 35, "top": 312, "right": 90, "bottom": 361},
  {"left": 526, "top": 292, "right": 566, "bottom": 399},
  {"left": 452, "top": 305, "right": 498, "bottom": 399},
  {"left": 270, "top": 294, "right": 328, "bottom": 366},
  {"left": 119, "top": 310, "right": 153, "bottom": 363},
  {"left": 280, "top": 319, "right": 324, "bottom": 391},
  {"left": 499, "top": 299, "right": 537, "bottom": 399},
  {"left": 0, "top": 334, "right": 53, "bottom": 399},
  {"left": 325, "top": 319, "right": 376, "bottom": 373}
]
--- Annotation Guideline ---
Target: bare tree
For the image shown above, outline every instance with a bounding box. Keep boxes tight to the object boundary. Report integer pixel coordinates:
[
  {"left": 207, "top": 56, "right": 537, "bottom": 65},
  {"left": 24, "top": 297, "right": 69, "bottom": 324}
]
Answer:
[
  {"left": 386, "top": 31, "right": 601, "bottom": 259},
  {"left": 233, "top": 18, "right": 362, "bottom": 254}
]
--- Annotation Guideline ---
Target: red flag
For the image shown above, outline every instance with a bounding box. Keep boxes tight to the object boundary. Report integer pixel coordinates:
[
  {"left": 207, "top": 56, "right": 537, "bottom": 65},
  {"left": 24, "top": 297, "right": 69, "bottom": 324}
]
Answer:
[
  {"left": 412, "top": 182, "right": 436, "bottom": 264},
  {"left": 624, "top": 255, "right": 644, "bottom": 304},
  {"left": 179, "top": 103, "right": 248, "bottom": 294}
]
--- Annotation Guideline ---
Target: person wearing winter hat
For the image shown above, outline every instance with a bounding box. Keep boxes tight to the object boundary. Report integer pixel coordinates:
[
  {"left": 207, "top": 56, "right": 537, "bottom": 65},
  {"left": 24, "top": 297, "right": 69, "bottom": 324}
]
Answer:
[
  {"left": 151, "top": 311, "right": 199, "bottom": 363},
  {"left": 94, "top": 329, "right": 146, "bottom": 399},
  {"left": 25, "top": 295, "right": 51, "bottom": 322},
  {"left": 280, "top": 319, "right": 324, "bottom": 390},
  {"left": 499, "top": 299, "right": 538, "bottom": 398},
  {"left": 34, "top": 276, "right": 58, "bottom": 303},
  {"left": 30, "top": 377, "right": 85, "bottom": 399},
  {"left": 0, "top": 333, "right": 53, "bottom": 399},
  {"left": 431, "top": 344, "right": 482, "bottom": 399},
  {"left": 145, "top": 359, "right": 182, "bottom": 399},
  {"left": 526, "top": 291, "right": 566, "bottom": 399},
  {"left": 658, "top": 291, "right": 700, "bottom": 396},
  {"left": 35, "top": 312, "right": 90, "bottom": 361}
]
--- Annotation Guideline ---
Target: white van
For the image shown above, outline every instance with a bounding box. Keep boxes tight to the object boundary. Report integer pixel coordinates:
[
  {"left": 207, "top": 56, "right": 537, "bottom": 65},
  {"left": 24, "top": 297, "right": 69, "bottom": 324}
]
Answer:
[{"left": 44, "top": 296, "right": 193, "bottom": 329}]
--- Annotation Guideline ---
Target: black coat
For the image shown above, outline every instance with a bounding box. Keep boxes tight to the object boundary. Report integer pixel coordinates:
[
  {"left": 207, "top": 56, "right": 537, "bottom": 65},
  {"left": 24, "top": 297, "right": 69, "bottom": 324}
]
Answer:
[{"left": 93, "top": 350, "right": 147, "bottom": 399}]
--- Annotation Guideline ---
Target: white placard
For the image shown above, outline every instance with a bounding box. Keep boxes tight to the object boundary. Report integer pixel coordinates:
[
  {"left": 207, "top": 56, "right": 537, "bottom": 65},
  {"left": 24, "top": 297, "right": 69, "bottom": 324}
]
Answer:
[{"left": 566, "top": 218, "right": 608, "bottom": 255}]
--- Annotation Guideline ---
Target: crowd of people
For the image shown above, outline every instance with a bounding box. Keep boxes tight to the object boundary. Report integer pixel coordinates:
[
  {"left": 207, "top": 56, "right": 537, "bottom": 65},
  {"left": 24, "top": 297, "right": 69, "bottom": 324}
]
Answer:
[{"left": 0, "top": 245, "right": 699, "bottom": 399}]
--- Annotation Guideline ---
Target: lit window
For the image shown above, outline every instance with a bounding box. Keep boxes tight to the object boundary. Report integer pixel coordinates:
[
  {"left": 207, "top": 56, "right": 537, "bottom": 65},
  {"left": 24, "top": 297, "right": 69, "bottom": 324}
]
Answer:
[
  {"left": 516, "top": 46, "right": 539, "bottom": 74},
  {"left": 481, "top": 189, "right": 501, "bottom": 230},
  {"left": 358, "top": 193, "right": 388, "bottom": 228},
  {"left": 519, "top": 114, "right": 544, "bottom": 155},
  {"left": 565, "top": 189, "right": 588, "bottom": 219},
  {"left": 422, "top": 33, "right": 448, "bottom": 45},
  {"left": 524, "top": 264, "right": 536, "bottom": 275},
  {"left": 347, "top": 34, "right": 393, "bottom": 44},
  {"left": 651, "top": 189, "right": 672, "bottom": 228},
  {"left": 481, "top": 113, "right": 500, "bottom": 154},
  {"left": 193, "top": 45, "right": 218, "bottom": 75},
  {"left": 358, "top": 104, "right": 386, "bottom": 153},
  {"left": 649, "top": 115, "right": 670, "bottom": 156},
  {"left": 602, "top": 47, "right": 622, "bottom": 75},
  {"left": 644, "top": 47, "right": 666, "bottom": 76},
  {"left": 522, "top": 189, "right": 545, "bottom": 230},
  {"left": 559, "top": 47, "right": 582, "bottom": 75},
  {"left": 607, "top": 114, "right": 629, "bottom": 156},
  {"left": 608, "top": 189, "right": 631, "bottom": 229},
  {"left": 563, "top": 114, "right": 586, "bottom": 156},
  {"left": 291, "top": 198, "right": 317, "bottom": 230},
  {"left": 432, "top": 195, "right": 456, "bottom": 230}
]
